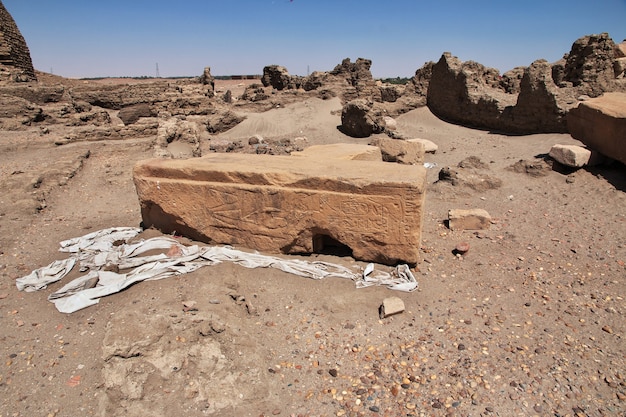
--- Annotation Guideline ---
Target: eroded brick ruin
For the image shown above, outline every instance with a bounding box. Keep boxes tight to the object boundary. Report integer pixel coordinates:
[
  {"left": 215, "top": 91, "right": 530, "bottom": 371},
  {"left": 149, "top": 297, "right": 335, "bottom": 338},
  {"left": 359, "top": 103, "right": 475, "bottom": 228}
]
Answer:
[{"left": 0, "top": 1, "right": 36, "bottom": 81}]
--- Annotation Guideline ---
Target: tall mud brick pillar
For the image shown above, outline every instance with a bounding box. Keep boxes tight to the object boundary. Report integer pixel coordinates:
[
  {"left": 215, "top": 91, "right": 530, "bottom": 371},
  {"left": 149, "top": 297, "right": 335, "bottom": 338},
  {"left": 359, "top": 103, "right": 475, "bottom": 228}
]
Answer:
[{"left": 0, "top": 1, "right": 36, "bottom": 81}]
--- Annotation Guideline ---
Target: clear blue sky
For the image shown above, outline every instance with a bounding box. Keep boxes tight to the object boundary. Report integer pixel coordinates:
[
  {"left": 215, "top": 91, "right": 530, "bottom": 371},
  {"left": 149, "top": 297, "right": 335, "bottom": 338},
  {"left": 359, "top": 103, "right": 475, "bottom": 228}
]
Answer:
[{"left": 4, "top": 0, "right": 626, "bottom": 78}]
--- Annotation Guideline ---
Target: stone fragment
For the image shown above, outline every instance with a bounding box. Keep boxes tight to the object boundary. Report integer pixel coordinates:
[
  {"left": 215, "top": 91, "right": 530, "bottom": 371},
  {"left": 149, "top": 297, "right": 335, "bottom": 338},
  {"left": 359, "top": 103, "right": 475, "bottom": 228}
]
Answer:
[
  {"left": 379, "top": 297, "right": 405, "bottom": 318},
  {"left": 548, "top": 144, "right": 591, "bottom": 168},
  {"left": 133, "top": 145, "right": 427, "bottom": 265},
  {"left": 291, "top": 144, "right": 381, "bottom": 161},
  {"left": 616, "top": 41, "right": 626, "bottom": 58},
  {"left": 369, "top": 137, "right": 425, "bottom": 165},
  {"left": 448, "top": 209, "right": 491, "bottom": 231},
  {"left": 340, "top": 99, "right": 384, "bottom": 138},
  {"left": 118, "top": 103, "right": 155, "bottom": 125},
  {"left": 248, "top": 134, "right": 263, "bottom": 145},
  {"left": 614, "top": 57, "right": 626, "bottom": 78},
  {"left": 382, "top": 115, "right": 397, "bottom": 131},
  {"left": 455, "top": 242, "right": 470, "bottom": 255},
  {"left": 567, "top": 92, "right": 626, "bottom": 165},
  {"left": 407, "top": 138, "right": 438, "bottom": 153}
]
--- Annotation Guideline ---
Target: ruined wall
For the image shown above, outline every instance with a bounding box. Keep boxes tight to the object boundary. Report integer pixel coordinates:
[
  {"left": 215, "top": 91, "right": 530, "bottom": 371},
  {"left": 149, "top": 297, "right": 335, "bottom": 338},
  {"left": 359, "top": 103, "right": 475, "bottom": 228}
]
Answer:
[{"left": 0, "top": 1, "right": 36, "bottom": 81}]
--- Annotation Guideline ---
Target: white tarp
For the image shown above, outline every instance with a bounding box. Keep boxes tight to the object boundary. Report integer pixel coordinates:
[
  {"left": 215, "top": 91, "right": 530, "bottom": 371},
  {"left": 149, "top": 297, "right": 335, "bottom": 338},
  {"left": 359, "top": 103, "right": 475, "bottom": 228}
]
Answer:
[{"left": 16, "top": 227, "right": 418, "bottom": 313}]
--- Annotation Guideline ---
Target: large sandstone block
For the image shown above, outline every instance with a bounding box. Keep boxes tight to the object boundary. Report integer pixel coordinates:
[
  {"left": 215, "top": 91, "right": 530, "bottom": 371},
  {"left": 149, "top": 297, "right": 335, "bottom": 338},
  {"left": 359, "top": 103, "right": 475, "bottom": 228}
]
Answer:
[
  {"left": 291, "top": 144, "right": 382, "bottom": 161},
  {"left": 133, "top": 149, "right": 427, "bottom": 265},
  {"left": 548, "top": 144, "right": 591, "bottom": 168},
  {"left": 567, "top": 92, "right": 626, "bottom": 165}
]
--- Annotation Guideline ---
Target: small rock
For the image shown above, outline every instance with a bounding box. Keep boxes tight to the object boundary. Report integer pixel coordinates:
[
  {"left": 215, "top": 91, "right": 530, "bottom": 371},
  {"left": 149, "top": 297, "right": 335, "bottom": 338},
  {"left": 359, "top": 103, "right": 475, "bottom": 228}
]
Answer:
[
  {"left": 549, "top": 144, "right": 591, "bottom": 168},
  {"left": 383, "top": 115, "right": 397, "bottom": 131},
  {"left": 455, "top": 242, "right": 470, "bottom": 255},
  {"left": 248, "top": 134, "right": 264, "bottom": 145},
  {"left": 379, "top": 297, "right": 405, "bottom": 318},
  {"left": 407, "top": 138, "right": 438, "bottom": 153},
  {"left": 329, "top": 368, "right": 338, "bottom": 378},
  {"left": 602, "top": 325, "right": 614, "bottom": 334},
  {"left": 448, "top": 209, "right": 491, "bottom": 231}
]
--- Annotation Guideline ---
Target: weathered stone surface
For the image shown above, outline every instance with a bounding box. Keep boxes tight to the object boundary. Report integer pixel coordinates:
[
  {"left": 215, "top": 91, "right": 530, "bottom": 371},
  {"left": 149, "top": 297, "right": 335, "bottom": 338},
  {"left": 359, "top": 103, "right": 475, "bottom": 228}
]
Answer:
[
  {"left": 330, "top": 58, "right": 374, "bottom": 87},
  {"left": 427, "top": 52, "right": 516, "bottom": 131},
  {"left": 615, "top": 57, "right": 626, "bottom": 78},
  {"left": 510, "top": 59, "right": 567, "bottom": 133},
  {"left": 382, "top": 116, "right": 397, "bottom": 131},
  {"left": 118, "top": 103, "right": 156, "bottom": 125},
  {"left": 379, "top": 297, "right": 405, "bottom": 318},
  {"left": 340, "top": 99, "right": 384, "bottom": 138},
  {"left": 616, "top": 41, "right": 626, "bottom": 58},
  {"left": 133, "top": 149, "right": 427, "bottom": 265},
  {"left": 567, "top": 92, "right": 626, "bottom": 165},
  {"left": 261, "top": 65, "right": 292, "bottom": 91},
  {"left": 564, "top": 33, "right": 619, "bottom": 95},
  {"left": 291, "top": 144, "right": 382, "bottom": 161},
  {"left": 0, "top": 94, "right": 44, "bottom": 128},
  {"left": 426, "top": 34, "right": 626, "bottom": 134},
  {"left": 369, "top": 137, "right": 424, "bottom": 165},
  {"left": 0, "top": 85, "right": 65, "bottom": 104},
  {"left": 378, "top": 85, "right": 402, "bottom": 102},
  {"left": 548, "top": 144, "right": 591, "bottom": 168},
  {"left": 155, "top": 117, "right": 200, "bottom": 159},
  {"left": 407, "top": 138, "right": 438, "bottom": 153},
  {"left": 448, "top": 209, "right": 491, "bottom": 231},
  {"left": 206, "top": 110, "right": 245, "bottom": 133}
]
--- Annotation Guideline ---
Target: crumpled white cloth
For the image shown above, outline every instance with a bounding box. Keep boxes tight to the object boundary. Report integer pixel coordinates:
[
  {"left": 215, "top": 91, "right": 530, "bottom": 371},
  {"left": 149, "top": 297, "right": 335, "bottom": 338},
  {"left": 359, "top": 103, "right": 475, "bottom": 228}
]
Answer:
[{"left": 16, "top": 227, "right": 418, "bottom": 313}]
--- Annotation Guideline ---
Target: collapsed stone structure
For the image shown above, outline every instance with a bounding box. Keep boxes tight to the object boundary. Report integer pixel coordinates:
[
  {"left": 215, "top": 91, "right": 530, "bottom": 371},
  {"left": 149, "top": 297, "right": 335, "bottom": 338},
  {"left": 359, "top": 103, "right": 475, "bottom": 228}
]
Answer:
[
  {"left": 0, "top": 4, "right": 622, "bottom": 166},
  {"left": 427, "top": 33, "right": 626, "bottom": 134},
  {"left": 0, "top": 0, "right": 36, "bottom": 82},
  {"left": 134, "top": 144, "right": 427, "bottom": 265}
]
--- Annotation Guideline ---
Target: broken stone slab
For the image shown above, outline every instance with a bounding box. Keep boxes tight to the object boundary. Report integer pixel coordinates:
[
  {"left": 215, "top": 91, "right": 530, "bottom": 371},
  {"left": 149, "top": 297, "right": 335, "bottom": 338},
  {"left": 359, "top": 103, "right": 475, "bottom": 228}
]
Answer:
[
  {"left": 369, "top": 137, "right": 425, "bottom": 165},
  {"left": 548, "top": 144, "right": 591, "bottom": 168},
  {"left": 448, "top": 209, "right": 491, "bottom": 231},
  {"left": 407, "top": 138, "right": 438, "bottom": 153},
  {"left": 567, "top": 92, "right": 626, "bottom": 166},
  {"left": 379, "top": 296, "right": 405, "bottom": 318},
  {"left": 133, "top": 147, "right": 427, "bottom": 265},
  {"left": 291, "top": 143, "right": 382, "bottom": 161}
]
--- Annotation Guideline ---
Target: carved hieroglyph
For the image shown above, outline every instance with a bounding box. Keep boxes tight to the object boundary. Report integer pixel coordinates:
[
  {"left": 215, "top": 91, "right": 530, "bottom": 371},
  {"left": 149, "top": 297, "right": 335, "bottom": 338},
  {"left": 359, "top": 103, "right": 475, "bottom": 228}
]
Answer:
[{"left": 133, "top": 146, "right": 427, "bottom": 265}]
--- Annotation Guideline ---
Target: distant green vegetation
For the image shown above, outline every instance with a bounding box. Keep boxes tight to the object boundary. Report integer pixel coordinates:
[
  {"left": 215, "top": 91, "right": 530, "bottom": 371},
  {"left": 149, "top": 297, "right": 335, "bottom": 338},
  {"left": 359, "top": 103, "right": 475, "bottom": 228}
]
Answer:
[{"left": 379, "top": 77, "right": 411, "bottom": 85}]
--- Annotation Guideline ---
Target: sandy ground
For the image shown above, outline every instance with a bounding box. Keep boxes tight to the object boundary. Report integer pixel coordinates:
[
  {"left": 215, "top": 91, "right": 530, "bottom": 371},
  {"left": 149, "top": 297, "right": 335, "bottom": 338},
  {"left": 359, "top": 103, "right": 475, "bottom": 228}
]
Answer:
[{"left": 0, "top": 80, "right": 625, "bottom": 417}]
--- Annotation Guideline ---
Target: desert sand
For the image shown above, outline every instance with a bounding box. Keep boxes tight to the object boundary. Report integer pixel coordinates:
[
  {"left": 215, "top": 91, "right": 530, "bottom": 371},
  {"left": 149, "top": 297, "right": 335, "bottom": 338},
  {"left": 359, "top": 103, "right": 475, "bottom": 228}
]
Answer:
[{"left": 0, "top": 77, "right": 625, "bottom": 417}]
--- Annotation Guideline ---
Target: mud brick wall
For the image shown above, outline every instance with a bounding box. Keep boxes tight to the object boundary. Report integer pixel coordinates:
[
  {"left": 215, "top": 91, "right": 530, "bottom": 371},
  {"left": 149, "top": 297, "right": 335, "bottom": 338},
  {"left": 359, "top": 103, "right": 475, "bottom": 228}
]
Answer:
[{"left": 0, "top": 1, "right": 36, "bottom": 80}]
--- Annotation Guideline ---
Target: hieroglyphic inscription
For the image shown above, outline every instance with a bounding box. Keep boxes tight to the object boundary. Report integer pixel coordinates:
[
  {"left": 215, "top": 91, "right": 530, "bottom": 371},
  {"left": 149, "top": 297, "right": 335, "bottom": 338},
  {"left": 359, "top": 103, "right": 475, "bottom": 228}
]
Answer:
[{"left": 134, "top": 152, "right": 427, "bottom": 264}]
